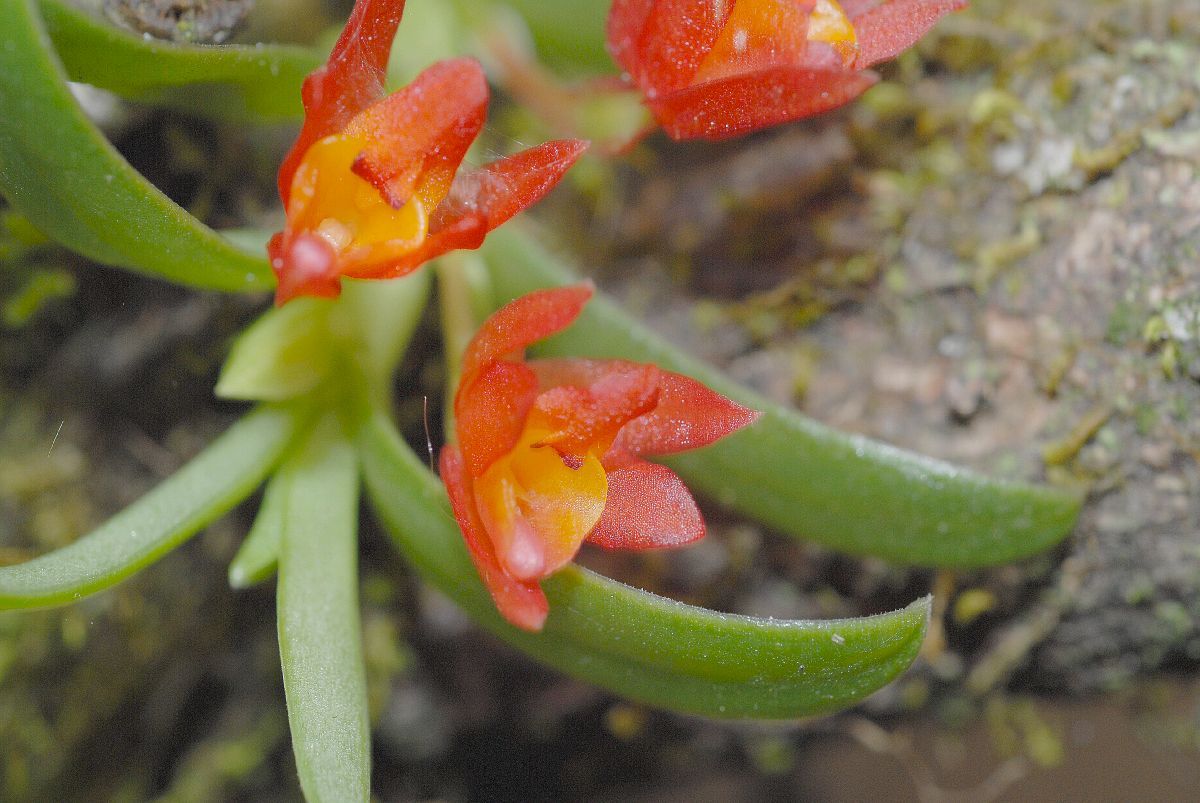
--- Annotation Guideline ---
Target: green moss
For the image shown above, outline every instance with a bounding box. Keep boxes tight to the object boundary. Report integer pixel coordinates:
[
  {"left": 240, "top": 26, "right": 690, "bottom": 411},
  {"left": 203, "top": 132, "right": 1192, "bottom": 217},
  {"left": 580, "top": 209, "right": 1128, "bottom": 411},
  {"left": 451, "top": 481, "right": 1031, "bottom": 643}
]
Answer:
[{"left": 1106, "top": 299, "right": 1140, "bottom": 345}]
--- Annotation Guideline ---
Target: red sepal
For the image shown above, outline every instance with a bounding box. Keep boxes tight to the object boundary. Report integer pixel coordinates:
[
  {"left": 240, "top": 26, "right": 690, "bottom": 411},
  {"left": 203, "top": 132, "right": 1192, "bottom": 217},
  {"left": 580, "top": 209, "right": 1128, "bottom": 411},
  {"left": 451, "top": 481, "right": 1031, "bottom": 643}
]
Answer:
[
  {"left": 851, "top": 0, "right": 967, "bottom": 68},
  {"left": 455, "top": 361, "right": 540, "bottom": 479},
  {"left": 345, "top": 139, "right": 588, "bottom": 281},
  {"left": 587, "top": 461, "right": 704, "bottom": 550},
  {"left": 440, "top": 446, "right": 548, "bottom": 631},
  {"left": 649, "top": 66, "right": 877, "bottom": 141},
  {"left": 530, "top": 361, "right": 660, "bottom": 457},
  {"left": 605, "top": 0, "right": 654, "bottom": 79},
  {"left": 460, "top": 285, "right": 593, "bottom": 383},
  {"left": 435, "top": 139, "right": 590, "bottom": 234},
  {"left": 345, "top": 58, "right": 488, "bottom": 207},
  {"left": 611, "top": 370, "right": 761, "bottom": 461},
  {"left": 277, "top": 0, "right": 406, "bottom": 202},
  {"left": 610, "top": 0, "right": 730, "bottom": 95}
]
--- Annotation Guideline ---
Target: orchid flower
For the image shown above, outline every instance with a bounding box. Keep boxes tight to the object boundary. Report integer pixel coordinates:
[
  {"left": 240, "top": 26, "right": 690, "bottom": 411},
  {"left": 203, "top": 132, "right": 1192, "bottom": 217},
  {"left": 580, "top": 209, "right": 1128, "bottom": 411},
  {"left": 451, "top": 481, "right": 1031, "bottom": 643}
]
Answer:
[
  {"left": 268, "top": 0, "right": 587, "bottom": 304},
  {"left": 606, "top": 0, "right": 966, "bottom": 140},
  {"left": 439, "top": 285, "right": 760, "bottom": 630}
]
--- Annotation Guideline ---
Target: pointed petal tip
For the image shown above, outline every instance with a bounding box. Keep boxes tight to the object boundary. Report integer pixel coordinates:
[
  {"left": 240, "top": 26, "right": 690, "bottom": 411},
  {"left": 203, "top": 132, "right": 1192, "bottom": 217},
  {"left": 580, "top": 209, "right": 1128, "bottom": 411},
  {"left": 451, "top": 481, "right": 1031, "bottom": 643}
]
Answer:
[
  {"left": 852, "top": 0, "right": 968, "bottom": 68},
  {"left": 557, "top": 138, "right": 591, "bottom": 161},
  {"left": 739, "top": 406, "right": 764, "bottom": 430},
  {"left": 462, "top": 283, "right": 595, "bottom": 379}
]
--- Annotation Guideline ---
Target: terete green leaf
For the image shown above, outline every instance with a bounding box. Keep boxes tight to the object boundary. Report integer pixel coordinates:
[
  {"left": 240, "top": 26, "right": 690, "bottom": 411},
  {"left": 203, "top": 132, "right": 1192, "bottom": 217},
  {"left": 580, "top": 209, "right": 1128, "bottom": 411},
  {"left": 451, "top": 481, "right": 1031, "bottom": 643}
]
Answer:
[
  {"left": 229, "top": 471, "right": 286, "bottom": 589},
  {"left": 0, "top": 405, "right": 304, "bottom": 609},
  {"left": 481, "top": 225, "right": 1081, "bottom": 568},
  {"left": 277, "top": 417, "right": 370, "bottom": 802},
  {"left": 0, "top": 0, "right": 273, "bottom": 290},
  {"left": 38, "top": 0, "right": 320, "bottom": 121},
  {"left": 359, "top": 409, "right": 928, "bottom": 719}
]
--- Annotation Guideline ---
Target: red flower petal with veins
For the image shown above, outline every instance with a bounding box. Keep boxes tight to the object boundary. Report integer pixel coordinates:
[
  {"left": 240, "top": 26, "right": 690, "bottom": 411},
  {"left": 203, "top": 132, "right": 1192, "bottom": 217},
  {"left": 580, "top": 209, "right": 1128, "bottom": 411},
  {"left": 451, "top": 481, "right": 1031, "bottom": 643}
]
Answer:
[
  {"left": 611, "top": 370, "right": 763, "bottom": 461},
  {"left": 435, "top": 140, "right": 592, "bottom": 237},
  {"left": 624, "top": 0, "right": 731, "bottom": 94},
  {"left": 455, "top": 361, "right": 540, "bottom": 479},
  {"left": 527, "top": 358, "right": 761, "bottom": 467},
  {"left": 346, "top": 139, "right": 591, "bottom": 282},
  {"left": 648, "top": 65, "right": 876, "bottom": 141},
  {"left": 531, "top": 362, "right": 661, "bottom": 458}
]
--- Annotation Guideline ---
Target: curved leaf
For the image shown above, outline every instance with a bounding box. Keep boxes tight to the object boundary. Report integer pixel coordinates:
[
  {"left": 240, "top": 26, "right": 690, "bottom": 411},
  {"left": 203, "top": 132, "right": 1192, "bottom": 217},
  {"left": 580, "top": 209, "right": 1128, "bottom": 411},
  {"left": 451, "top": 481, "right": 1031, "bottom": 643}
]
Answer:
[
  {"left": 480, "top": 225, "right": 1081, "bottom": 568},
  {"left": 0, "top": 0, "right": 273, "bottom": 291},
  {"left": 228, "top": 470, "right": 286, "bottom": 589},
  {"left": 359, "top": 409, "right": 928, "bottom": 719},
  {"left": 217, "top": 271, "right": 432, "bottom": 407},
  {"left": 0, "top": 405, "right": 304, "bottom": 609},
  {"left": 277, "top": 417, "right": 370, "bottom": 803},
  {"left": 217, "top": 298, "right": 337, "bottom": 402},
  {"left": 38, "top": 0, "right": 320, "bottom": 121}
]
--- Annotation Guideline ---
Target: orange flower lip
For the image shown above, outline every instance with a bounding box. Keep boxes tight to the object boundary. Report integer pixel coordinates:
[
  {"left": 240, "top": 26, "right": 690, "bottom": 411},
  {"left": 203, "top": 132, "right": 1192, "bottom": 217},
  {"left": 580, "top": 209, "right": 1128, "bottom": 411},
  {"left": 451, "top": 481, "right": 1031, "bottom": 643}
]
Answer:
[
  {"left": 270, "top": 0, "right": 587, "bottom": 305},
  {"left": 440, "top": 285, "right": 761, "bottom": 631},
  {"left": 606, "top": 0, "right": 966, "bottom": 140}
]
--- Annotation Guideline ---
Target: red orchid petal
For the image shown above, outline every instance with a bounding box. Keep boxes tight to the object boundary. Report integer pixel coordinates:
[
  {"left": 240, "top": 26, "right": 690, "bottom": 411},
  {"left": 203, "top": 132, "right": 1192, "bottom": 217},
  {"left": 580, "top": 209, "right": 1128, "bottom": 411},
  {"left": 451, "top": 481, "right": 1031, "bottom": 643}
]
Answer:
[
  {"left": 852, "top": 0, "right": 967, "bottom": 68},
  {"left": 460, "top": 285, "right": 593, "bottom": 383},
  {"left": 623, "top": 0, "right": 732, "bottom": 95},
  {"left": 605, "top": 0, "right": 655, "bottom": 79},
  {"left": 612, "top": 369, "right": 760, "bottom": 460},
  {"left": 648, "top": 65, "right": 877, "bottom": 140},
  {"left": 345, "top": 58, "right": 488, "bottom": 208},
  {"left": 277, "top": 0, "right": 406, "bottom": 202},
  {"left": 432, "top": 139, "right": 589, "bottom": 234},
  {"left": 529, "top": 360, "right": 661, "bottom": 456},
  {"left": 343, "top": 140, "right": 586, "bottom": 280},
  {"left": 440, "top": 447, "right": 548, "bottom": 631},
  {"left": 455, "top": 361, "right": 540, "bottom": 478},
  {"left": 527, "top": 356, "right": 641, "bottom": 391},
  {"left": 840, "top": 0, "right": 884, "bottom": 15},
  {"left": 587, "top": 461, "right": 704, "bottom": 550}
]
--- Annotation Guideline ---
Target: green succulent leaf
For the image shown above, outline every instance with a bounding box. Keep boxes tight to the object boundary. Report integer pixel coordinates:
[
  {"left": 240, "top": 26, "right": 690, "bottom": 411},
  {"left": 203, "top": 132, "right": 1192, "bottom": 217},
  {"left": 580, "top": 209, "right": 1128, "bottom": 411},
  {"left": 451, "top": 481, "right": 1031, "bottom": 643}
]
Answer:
[
  {"left": 359, "top": 409, "right": 928, "bottom": 719},
  {"left": 216, "top": 272, "right": 432, "bottom": 405},
  {"left": 481, "top": 226, "right": 1081, "bottom": 568},
  {"left": 0, "top": 404, "right": 304, "bottom": 609},
  {"left": 276, "top": 416, "right": 370, "bottom": 803},
  {"left": 0, "top": 0, "right": 273, "bottom": 291},
  {"left": 484, "top": 0, "right": 614, "bottom": 74},
  {"left": 228, "top": 471, "right": 286, "bottom": 589},
  {"left": 37, "top": 0, "right": 320, "bottom": 121},
  {"left": 217, "top": 298, "right": 337, "bottom": 402}
]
